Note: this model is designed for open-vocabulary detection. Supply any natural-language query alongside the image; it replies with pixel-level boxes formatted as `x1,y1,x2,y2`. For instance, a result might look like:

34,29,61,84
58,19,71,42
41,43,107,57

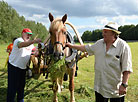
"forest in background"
0,1,49,43
80,24,138,42
1,1,138,44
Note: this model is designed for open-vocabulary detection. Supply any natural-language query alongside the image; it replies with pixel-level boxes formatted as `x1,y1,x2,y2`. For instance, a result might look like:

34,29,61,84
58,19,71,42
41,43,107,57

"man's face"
22,33,32,41
102,29,115,43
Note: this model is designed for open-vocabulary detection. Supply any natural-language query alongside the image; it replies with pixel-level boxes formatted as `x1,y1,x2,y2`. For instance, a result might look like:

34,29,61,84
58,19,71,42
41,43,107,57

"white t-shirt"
85,38,133,98
9,37,34,69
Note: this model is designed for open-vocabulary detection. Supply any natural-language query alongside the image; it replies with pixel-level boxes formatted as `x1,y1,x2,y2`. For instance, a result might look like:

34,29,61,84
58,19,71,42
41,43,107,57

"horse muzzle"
53,41,65,61
53,52,64,61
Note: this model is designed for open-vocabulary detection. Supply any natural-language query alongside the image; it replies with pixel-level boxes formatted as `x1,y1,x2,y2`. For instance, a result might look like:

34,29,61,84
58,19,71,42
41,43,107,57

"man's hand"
33,38,41,43
66,42,73,48
119,85,127,95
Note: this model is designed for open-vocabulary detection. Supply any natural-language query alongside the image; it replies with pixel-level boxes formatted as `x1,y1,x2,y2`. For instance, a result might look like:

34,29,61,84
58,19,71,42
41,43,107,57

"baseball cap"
22,28,33,35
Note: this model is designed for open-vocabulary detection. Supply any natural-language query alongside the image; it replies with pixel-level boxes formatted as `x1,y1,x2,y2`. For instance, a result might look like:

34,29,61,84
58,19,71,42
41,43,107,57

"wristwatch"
121,83,128,88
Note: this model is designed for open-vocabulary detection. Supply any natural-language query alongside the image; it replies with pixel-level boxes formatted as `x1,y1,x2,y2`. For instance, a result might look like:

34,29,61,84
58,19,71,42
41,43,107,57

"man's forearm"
71,44,86,52
122,71,130,84
66,43,86,52
18,40,34,48
18,38,41,48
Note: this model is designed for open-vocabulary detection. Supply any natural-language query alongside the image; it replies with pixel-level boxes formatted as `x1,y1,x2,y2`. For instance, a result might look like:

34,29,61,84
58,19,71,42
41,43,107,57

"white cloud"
2,0,138,36
3,0,138,17
75,25,101,30
96,17,109,25
112,15,138,25
32,14,45,19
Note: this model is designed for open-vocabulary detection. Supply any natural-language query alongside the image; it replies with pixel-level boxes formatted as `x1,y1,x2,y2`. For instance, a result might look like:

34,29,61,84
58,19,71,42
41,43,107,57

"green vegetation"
81,24,138,42
48,55,66,79
0,42,138,102
0,1,138,102
0,1,49,43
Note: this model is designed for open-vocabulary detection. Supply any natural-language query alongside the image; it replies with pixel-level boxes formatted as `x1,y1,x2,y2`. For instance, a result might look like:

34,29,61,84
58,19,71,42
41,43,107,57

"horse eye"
50,31,52,35
63,31,67,35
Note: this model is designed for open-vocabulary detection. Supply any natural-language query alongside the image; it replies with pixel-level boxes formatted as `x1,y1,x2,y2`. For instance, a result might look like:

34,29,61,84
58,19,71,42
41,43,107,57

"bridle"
54,41,66,51
37,30,78,78
49,29,68,61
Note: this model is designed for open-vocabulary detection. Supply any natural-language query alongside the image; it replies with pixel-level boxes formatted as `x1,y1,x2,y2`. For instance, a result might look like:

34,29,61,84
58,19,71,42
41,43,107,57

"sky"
2,0,138,36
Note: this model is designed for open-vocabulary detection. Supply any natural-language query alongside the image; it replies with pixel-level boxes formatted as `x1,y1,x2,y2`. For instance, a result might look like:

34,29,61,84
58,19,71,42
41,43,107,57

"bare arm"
122,71,130,84
66,42,86,52
18,38,41,48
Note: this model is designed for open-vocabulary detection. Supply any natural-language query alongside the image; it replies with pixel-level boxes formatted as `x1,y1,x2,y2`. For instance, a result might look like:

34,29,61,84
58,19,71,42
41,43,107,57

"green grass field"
0,42,138,102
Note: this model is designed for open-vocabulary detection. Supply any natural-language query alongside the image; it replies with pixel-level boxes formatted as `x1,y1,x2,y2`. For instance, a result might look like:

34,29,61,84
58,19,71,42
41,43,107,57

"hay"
48,55,66,80
75,85,94,97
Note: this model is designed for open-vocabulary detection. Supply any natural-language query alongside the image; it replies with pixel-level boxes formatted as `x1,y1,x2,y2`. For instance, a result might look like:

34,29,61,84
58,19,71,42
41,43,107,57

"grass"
0,42,138,102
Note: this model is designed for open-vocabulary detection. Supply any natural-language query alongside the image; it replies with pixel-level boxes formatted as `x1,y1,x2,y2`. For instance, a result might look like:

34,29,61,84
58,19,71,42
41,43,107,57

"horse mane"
49,18,66,32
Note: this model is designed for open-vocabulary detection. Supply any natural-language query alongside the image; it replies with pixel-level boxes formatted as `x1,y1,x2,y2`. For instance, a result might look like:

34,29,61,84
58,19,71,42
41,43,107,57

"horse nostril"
54,52,59,57
59,53,64,60
53,52,64,61
53,53,56,57
60,52,64,56
59,56,63,60
62,52,64,56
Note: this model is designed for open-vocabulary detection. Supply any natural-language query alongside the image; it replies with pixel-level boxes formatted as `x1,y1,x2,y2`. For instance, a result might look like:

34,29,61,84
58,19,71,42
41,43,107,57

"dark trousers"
95,91,125,102
7,62,26,102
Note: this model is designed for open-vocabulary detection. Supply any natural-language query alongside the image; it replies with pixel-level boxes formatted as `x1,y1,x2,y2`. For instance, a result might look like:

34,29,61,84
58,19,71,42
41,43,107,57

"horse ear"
49,13,54,22
62,14,67,24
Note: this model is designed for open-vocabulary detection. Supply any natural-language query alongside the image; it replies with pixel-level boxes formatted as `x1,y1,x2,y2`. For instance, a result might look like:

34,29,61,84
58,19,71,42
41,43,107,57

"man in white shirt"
66,22,133,102
7,28,41,102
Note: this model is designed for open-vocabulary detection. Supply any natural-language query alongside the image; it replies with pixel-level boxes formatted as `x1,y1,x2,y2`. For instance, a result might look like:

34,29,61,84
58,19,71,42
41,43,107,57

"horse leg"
58,76,64,92
68,65,76,102
30,55,39,74
52,79,58,102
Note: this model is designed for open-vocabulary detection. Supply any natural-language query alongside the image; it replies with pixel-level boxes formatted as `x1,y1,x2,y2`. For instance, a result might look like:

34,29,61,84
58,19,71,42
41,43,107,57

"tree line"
0,1,49,43
1,1,138,44
80,24,138,42
81,25,138,42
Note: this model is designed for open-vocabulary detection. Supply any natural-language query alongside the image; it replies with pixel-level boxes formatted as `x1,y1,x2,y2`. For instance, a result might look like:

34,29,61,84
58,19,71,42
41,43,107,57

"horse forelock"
49,18,66,33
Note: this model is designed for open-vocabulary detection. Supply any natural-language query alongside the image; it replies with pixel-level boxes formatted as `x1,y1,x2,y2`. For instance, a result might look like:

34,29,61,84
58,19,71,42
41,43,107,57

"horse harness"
37,31,79,79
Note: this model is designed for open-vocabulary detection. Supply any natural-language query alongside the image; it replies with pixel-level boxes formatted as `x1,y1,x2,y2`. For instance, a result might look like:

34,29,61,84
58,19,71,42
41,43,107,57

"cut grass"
0,42,138,102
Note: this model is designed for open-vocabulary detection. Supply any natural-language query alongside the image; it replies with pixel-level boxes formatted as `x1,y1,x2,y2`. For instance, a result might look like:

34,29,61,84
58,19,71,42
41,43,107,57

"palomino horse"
31,13,86,102
48,13,76,102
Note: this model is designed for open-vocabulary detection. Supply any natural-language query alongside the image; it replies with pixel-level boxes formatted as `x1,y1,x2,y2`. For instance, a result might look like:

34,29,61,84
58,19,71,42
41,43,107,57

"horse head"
49,13,67,61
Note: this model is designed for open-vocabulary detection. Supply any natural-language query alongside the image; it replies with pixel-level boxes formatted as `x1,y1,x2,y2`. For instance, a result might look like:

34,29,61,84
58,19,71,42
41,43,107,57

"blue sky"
2,0,138,36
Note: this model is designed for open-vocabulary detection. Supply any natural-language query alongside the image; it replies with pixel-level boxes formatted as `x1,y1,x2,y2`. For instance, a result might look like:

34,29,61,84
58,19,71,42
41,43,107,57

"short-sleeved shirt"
85,38,133,98
9,37,34,69
7,43,13,55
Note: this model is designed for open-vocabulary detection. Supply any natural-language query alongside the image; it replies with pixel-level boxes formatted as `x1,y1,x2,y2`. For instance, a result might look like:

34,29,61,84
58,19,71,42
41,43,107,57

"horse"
30,13,87,102
47,13,77,102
